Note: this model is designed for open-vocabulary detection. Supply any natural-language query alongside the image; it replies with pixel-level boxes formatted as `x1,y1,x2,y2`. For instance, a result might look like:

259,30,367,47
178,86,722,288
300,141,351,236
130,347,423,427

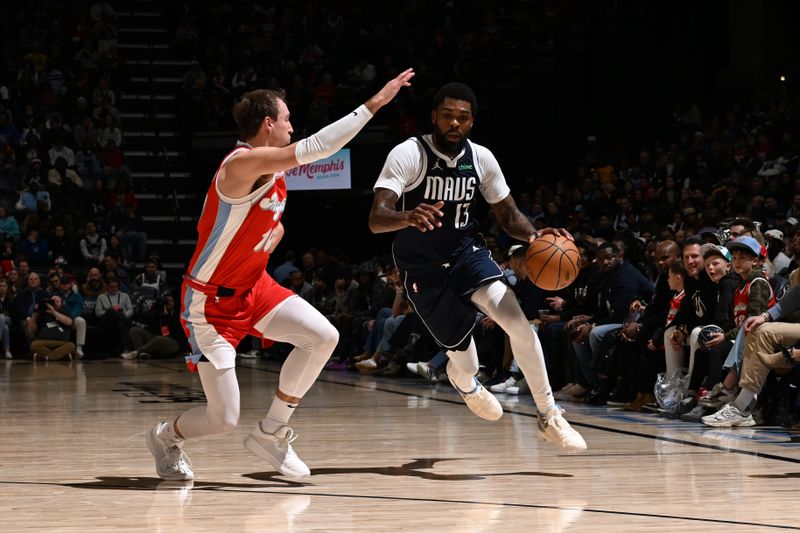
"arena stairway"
115,0,197,280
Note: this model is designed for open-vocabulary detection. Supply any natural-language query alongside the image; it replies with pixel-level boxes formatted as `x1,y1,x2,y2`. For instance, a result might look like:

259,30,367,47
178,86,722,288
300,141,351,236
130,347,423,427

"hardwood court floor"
2,357,800,532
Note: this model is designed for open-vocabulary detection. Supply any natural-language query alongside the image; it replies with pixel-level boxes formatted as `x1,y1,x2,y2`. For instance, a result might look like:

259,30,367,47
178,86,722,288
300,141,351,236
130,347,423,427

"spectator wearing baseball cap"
697,227,720,244
699,240,739,332
501,244,525,286
702,236,778,427
770,227,793,274
694,242,738,389
761,229,785,273
701,243,732,264
725,236,761,258
695,234,776,425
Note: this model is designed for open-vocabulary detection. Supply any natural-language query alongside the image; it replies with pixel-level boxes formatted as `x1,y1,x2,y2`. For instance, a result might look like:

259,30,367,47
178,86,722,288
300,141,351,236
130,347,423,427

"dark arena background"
3,1,800,531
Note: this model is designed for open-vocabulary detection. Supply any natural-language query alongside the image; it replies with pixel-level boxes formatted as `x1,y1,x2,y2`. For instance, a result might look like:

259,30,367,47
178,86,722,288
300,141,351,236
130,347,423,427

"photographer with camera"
56,276,86,358
27,294,75,361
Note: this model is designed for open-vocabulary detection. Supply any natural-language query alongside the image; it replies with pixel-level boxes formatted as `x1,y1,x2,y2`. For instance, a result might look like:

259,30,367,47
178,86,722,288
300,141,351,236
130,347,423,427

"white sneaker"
701,403,756,427
490,376,518,393
146,422,193,480
121,350,138,360
4,350,11,359
449,376,503,421
537,406,588,451
506,377,529,395
406,361,436,381
239,350,260,359
75,346,84,359
244,424,310,478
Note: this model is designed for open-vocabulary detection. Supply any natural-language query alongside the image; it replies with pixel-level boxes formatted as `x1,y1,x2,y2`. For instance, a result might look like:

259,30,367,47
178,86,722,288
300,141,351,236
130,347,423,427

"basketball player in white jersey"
369,82,586,450
146,68,415,480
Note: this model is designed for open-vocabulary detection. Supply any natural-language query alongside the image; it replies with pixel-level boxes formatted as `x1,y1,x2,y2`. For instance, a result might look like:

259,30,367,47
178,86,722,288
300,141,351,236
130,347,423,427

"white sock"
446,338,480,392
734,388,756,412
160,420,184,444
261,396,298,433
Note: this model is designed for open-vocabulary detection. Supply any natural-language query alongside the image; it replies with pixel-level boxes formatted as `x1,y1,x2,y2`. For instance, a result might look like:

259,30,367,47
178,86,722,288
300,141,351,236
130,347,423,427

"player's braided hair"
233,88,287,140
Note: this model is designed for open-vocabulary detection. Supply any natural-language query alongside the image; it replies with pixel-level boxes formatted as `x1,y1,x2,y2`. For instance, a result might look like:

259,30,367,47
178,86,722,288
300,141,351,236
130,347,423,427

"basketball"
524,234,580,291
697,324,724,350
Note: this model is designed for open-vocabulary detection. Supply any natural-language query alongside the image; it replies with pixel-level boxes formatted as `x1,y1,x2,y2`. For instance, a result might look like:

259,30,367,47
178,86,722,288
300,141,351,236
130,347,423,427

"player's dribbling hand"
366,68,415,112
533,227,574,242
408,201,444,232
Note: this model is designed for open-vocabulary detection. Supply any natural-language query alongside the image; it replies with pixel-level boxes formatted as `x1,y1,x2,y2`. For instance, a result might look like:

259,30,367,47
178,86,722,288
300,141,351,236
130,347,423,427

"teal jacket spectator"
57,286,85,319
0,207,20,239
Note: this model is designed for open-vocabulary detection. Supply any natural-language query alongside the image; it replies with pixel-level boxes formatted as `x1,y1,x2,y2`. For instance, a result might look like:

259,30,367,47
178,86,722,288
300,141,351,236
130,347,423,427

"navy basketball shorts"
399,244,503,352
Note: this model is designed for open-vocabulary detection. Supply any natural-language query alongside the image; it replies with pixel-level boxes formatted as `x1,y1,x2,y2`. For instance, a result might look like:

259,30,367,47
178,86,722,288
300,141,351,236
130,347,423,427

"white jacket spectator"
80,222,107,265
47,143,75,167
95,289,134,318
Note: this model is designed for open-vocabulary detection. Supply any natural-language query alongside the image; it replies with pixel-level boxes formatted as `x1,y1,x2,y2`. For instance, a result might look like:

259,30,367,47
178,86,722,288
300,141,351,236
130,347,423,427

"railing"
162,146,181,244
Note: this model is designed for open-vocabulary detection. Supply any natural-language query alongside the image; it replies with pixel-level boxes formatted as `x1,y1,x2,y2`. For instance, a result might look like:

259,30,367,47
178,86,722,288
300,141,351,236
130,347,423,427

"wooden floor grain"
1,357,799,532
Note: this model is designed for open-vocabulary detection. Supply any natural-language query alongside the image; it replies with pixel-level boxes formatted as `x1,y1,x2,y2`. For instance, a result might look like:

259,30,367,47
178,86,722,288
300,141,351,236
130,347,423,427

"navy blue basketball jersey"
393,136,481,267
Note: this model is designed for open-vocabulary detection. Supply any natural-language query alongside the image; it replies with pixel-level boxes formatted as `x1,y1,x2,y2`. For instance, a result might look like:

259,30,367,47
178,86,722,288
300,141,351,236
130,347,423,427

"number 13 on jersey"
455,202,470,229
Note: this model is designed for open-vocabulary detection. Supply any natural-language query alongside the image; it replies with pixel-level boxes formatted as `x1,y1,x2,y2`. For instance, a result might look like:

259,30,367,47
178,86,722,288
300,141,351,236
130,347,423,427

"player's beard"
432,127,467,155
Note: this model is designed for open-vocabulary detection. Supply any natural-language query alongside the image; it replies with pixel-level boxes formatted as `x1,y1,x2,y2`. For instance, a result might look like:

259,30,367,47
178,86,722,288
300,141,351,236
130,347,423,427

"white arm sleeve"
294,104,373,165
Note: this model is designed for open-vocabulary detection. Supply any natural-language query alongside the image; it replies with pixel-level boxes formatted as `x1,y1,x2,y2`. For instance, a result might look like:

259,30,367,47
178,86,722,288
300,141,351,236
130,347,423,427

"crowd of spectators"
6,2,800,435
0,2,173,361
165,0,565,143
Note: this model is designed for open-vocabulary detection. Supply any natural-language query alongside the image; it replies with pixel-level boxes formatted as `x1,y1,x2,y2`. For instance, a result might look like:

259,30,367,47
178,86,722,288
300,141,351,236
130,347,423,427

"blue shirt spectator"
273,251,297,285
18,229,49,266
15,182,51,213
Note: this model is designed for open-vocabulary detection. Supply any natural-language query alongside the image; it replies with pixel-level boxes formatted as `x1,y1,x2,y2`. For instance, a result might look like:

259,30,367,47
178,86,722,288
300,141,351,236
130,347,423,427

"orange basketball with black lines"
525,234,580,291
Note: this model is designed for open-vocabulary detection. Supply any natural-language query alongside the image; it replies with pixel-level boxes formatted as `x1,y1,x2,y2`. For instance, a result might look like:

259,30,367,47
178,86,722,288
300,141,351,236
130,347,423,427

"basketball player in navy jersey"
369,82,586,450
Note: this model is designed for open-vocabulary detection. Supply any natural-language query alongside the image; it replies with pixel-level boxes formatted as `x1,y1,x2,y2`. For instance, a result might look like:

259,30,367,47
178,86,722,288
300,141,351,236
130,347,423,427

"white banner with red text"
284,149,351,191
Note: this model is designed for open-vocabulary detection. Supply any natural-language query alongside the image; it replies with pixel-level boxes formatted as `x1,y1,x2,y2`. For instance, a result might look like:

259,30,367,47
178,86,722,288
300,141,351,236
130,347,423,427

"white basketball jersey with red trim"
186,143,287,289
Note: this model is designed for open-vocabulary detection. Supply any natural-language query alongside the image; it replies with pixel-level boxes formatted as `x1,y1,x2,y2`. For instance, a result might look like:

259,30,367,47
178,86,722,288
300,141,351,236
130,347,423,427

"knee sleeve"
256,297,340,399
177,363,240,438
